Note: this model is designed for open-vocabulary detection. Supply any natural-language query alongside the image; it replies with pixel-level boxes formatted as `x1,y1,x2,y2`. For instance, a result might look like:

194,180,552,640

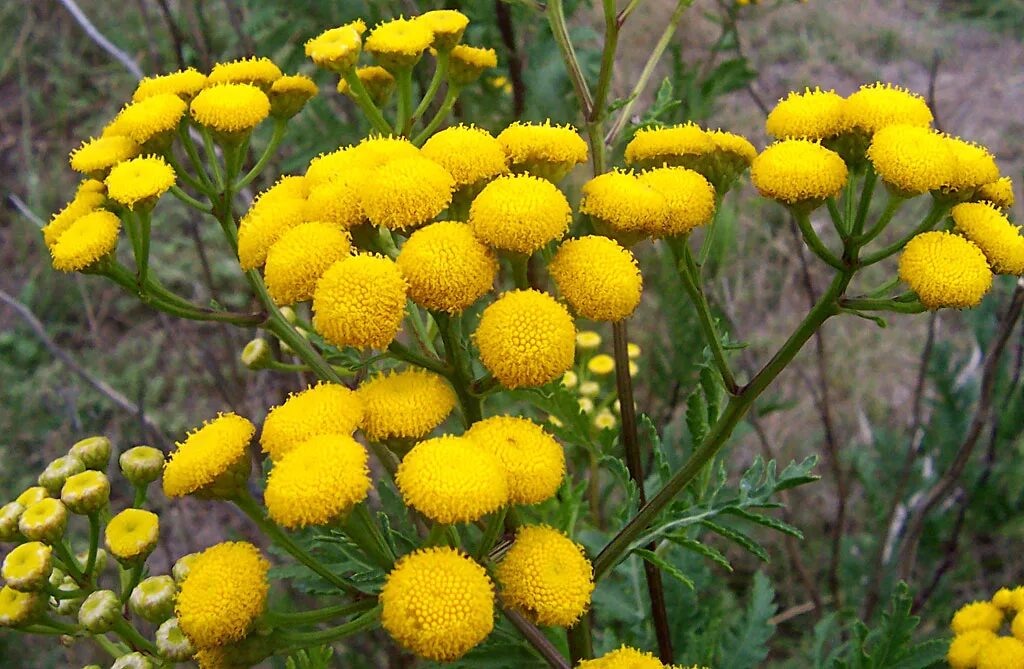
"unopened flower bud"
105,509,160,564
575,331,602,351
0,502,24,542
594,409,617,431
337,66,395,106
61,470,110,515
417,10,469,52
18,499,67,544
78,589,120,632
119,446,165,487
130,575,176,623
171,553,198,584
156,617,195,661
627,343,642,360
82,665,102,669
111,651,155,669
269,75,318,120
305,21,366,73
1,541,52,591
48,567,65,588
15,487,48,508
448,45,497,86
38,456,86,496
561,370,578,390
587,354,615,377
0,586,42,627
54,575,85,616
278,327,309,356
278,305,298,324
579,381,601,398
241,338,273,370
76,548,107,575
68,436,113,470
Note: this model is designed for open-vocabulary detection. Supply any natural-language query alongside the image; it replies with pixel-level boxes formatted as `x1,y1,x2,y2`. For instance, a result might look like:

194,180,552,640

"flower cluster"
947,588,1024,668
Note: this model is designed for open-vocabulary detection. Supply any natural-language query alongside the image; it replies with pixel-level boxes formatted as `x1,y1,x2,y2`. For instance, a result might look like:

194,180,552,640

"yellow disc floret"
945,136,1001,194
396,435,508,524
637,167,716,236
469,174,572,254
977,637,1024,669
50,210,120,273
263,221,352,305
162,413,255,498
466,416,564,505
380,547,495,661
237,193,309,270
360,156,455,230
105,509,159,562
899,231,993,310
305,21,366,72
357,369,457,442
497,121,588,181
133,68,207,101
577,645,666,668
867,125,955,195
260,383,364,460
496,525,593,627
625,123,713,169
303,179,363,229
843,82,933,135
952,601,1006,635
474,289,576,389
421,125,509,190
948,629,998,669
365,17,435,69
115,94,188,144
1,542,52,592
264,434,370,529
69,136,140,175
953,201,1024,275
416,10,469,50
105,155,176,209
42,182,106,249
176,542,269,649
312,254,408,350
766,87,848,140
549,235,643,322
190,84,270,134
751,140,848,205
449,45,497,85
396,221,498,313
580,171,667,238
208,57,282,88
0,586,40,628
977,177,1015,210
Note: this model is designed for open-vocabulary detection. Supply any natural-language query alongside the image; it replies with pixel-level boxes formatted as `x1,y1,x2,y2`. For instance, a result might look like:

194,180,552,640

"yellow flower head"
269,75,318,119
190,84,271,134
1,542,52,592
705,129,758,188
625,123,713,170
208,57,283,88
257,174,310,202
42,182,106,249
337,65,396,105
69,135,140,175
766,88,848,140
361,155,455,230
449,45,497,85
18,498,67,543
594,409,617,430
953,202,1024,275
306,20,366,72
948,629,998,669
866,125,955,195
588,353,616,376
549,235,643,322
899,231,992,310
380,547,494,661
993,588,1014,610
264,434,370,529
577,645,665,668
263,221,352,305
61,470,111,515
497,121,588,182
977,637,1024,669
176,542,269,649
421,125,509,190
133,68,207,102
576,331,602,350
366,17,435,69
496,525,593,627
751,140,847,205
637,167,716,236
843,82,933,135
163,413,255,498
349,134,422,169
396,221,498,313
105,508,159,562
105,155,176,209
50,210,120,273
709,129,758,164
397,435,508,524
312,254,408,350
580,171,667,241
237,194,309,270
0,586,40,628
416,10,469,50
357,369,457,442
15,487,47,508
465,416,564,505
115,94,187,144
469,174,572,254
260,383,363,460
945,136,1000,194
303,179,363,229
978,177,1015,210
474,289,576,389
952,600,1006,635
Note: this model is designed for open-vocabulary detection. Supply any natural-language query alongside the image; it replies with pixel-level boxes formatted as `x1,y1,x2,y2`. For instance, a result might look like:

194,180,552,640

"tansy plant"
4,4,1022,669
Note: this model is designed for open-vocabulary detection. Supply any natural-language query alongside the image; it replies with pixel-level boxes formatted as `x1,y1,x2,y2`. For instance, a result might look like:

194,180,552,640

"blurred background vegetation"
2,0,1024,666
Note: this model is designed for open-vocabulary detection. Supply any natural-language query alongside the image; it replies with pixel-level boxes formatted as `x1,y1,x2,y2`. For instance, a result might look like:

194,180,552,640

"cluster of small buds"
947,586,1024,668
553,330,642,433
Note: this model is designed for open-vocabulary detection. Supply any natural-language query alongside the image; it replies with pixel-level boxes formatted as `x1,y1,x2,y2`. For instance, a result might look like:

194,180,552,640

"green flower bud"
61,470,111,515
1,541,52,591
171,553,198,584
240,338,273,370
0,502,24,542
38,455,86,496
68,436,113,471
448,44,497,87
14,487,48,508
105,509,159,564
278,305,298,324
156,617,195,661
130,575,176,623
54,575,85,616
48,567,65,588
278,326,309,356
78,589,120,633
111,652,155,669
0,585,42,627
75,548,107,575
18,499,67,544
119,446,165,487
83,665,102,669
269,75,318,120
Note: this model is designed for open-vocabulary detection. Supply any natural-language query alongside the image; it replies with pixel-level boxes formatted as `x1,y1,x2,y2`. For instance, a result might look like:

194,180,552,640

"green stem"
794,210,846,270
567,617,594,663
112,617,158,655
236,119,287,189
277,606,381,651
502,607,571,669
30,617,80,636
853,167,878,237
135,209,152,287
839,296,927,314
132,485,147,508
233,492,363,595
425,522,451,547
93,634,128,659
387,340,449,376
85,512,101,579
476,507,507,560
262,293,344,383
590,0,619,123
859,200,947,266
201,127,225,189
854,191,904,247
178,123,215,190
266,598,377,627
53,541,85,585
826,197,845,239
545,0,594,117
343,504,396,569
435,313,482,425
406,303,440,357
120,562,143,607
698,196,724,268
169,184,212,212
45,583,90,599
412,85,461,145
411,52,448,128
342,69,393,135
510,253,530,290
163,149,212,194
